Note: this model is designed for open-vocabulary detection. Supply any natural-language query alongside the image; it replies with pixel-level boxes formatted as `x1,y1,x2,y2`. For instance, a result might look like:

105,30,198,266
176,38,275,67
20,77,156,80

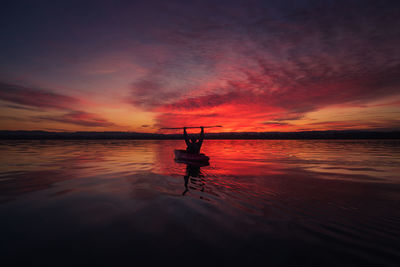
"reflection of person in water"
183,127,204,154
182,164,205,195
183,175,190,196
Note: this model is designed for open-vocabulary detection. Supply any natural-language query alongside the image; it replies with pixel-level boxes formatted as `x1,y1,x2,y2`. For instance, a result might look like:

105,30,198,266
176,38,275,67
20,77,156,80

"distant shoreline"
0,130,399,140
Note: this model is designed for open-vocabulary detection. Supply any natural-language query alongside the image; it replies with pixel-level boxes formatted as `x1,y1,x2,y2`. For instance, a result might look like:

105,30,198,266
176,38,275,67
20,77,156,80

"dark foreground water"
0,140,399,266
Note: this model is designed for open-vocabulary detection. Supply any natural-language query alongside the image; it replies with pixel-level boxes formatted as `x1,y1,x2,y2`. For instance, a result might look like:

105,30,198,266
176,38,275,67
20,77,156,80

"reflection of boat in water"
174,149,210,164
174,151,209,196
181,163,206,196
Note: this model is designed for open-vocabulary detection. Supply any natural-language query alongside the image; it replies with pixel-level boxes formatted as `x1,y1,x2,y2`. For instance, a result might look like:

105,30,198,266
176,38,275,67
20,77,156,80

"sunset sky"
1,0,399,132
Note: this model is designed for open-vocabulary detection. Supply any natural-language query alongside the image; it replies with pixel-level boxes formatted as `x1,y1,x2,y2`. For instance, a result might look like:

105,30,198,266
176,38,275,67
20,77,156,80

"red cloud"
153,62,400,131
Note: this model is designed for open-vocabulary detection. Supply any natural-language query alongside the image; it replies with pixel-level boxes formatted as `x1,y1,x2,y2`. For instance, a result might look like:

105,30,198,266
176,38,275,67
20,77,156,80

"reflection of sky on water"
1,140,399,186
0,140,399,266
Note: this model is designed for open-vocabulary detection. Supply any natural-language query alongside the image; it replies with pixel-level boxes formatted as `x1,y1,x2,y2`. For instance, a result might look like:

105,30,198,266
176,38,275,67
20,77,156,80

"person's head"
190,137,197,143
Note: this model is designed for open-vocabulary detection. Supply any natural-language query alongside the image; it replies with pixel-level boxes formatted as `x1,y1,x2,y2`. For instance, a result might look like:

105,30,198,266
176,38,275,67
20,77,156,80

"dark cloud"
44,128,71,132
162,90,246,111
35,111,116,128
2,104,42,112
129,79,182,109
0,82,78,110
261,122,291,127
272,114,304,122
0,115,28,121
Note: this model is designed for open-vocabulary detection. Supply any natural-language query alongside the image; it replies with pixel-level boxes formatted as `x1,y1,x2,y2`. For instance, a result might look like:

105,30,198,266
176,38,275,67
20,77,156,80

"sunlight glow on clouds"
1,0,399,132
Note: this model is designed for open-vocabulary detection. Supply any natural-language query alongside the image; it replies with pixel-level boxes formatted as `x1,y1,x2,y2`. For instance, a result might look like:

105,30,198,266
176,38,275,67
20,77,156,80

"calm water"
1,140,399,266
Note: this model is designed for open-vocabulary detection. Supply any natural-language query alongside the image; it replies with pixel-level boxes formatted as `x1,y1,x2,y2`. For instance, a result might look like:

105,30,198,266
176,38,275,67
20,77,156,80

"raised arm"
198,127,204,146
183,127,190,146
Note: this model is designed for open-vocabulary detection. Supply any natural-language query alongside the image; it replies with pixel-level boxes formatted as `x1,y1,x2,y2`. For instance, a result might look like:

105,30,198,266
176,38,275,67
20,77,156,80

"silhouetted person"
184,126,204,154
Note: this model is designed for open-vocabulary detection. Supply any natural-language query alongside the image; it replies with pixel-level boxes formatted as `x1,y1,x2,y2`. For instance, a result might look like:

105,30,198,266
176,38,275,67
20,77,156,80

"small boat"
174,159,210,167
174,149,210,163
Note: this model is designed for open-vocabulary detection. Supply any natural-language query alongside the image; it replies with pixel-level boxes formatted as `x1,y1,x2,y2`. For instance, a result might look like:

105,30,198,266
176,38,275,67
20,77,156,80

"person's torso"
187,142,201,153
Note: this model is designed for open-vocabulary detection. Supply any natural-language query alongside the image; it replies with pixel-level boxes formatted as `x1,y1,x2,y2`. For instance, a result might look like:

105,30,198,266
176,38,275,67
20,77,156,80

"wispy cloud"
129,79,182,109
2,104,42,112
35,111,116,128
0,82,118,129
0,82,78,110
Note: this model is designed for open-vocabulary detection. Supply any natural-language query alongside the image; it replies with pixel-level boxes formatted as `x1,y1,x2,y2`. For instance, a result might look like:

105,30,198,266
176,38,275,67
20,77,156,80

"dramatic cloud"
154,61,400,129
143,0,400,130
1,0,400,131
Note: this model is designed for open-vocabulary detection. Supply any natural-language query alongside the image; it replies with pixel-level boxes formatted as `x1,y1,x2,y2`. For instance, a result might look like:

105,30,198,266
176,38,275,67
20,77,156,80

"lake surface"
1,140,399,266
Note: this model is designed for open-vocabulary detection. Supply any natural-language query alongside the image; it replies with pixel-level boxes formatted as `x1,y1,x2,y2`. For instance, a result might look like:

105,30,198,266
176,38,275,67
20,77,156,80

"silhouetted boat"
174,149,210,163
